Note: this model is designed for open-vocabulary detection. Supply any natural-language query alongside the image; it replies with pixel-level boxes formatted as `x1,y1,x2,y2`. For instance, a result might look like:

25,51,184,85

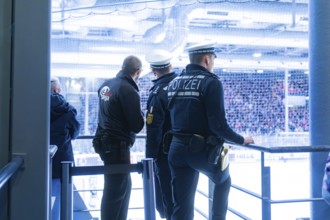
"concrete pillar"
309,0,330,219
0,1,12,219
10,0,51,219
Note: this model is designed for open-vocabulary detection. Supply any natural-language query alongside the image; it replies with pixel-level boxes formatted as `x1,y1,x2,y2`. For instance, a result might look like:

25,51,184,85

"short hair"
153,66,171,75
121,55,142,76
50,77,61,93
189,53,207,64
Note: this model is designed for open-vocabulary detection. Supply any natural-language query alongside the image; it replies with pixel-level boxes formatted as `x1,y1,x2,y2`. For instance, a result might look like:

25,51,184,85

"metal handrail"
78,135,330,153
75,136,330,219
231,142,330,153
60,158,156,220
49,144,58,158
227,142,330,220
0,156,24,189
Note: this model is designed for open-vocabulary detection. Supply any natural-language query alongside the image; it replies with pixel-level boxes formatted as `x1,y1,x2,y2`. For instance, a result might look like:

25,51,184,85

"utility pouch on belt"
206,136,224,165
92,136,102,154
189,134,205,153
221,147,229,171
100,136,112,154
162,131,173,154
208,144,222,165
93,135,113,155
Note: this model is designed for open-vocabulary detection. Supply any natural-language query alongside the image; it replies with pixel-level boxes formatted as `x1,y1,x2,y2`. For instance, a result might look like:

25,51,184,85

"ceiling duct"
51,0,309,73
52,1,308,49
187,27,308,48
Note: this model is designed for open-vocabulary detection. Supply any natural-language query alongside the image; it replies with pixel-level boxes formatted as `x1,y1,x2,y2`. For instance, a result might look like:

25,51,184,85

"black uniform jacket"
146,72,177,158
50,93,80,178
95,71,144,146
167,64,244,144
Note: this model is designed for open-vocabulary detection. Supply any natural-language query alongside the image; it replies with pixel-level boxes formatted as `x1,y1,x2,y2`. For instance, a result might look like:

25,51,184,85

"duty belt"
172,135,192,144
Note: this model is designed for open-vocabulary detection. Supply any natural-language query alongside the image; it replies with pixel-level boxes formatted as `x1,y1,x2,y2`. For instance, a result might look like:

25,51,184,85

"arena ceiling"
51,0,309,77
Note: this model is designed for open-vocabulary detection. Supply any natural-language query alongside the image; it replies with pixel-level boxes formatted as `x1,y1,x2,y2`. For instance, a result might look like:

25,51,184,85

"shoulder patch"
100,86,112,101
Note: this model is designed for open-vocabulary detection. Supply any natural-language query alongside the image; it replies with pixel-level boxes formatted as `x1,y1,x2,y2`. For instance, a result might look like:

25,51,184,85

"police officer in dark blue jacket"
167,42,254,220
93,55,145,220
50,77,80,220
145,49,177,220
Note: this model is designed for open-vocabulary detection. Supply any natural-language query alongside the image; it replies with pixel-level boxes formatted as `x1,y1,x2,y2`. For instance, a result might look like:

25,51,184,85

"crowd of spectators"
60,70,309,137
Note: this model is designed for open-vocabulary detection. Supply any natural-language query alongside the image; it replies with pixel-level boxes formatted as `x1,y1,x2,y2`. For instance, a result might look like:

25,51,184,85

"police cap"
186,42,217,55
146,49,172,69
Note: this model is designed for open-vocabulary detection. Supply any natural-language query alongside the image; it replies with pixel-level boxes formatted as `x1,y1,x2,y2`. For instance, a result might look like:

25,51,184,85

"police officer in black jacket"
93,55,144,220
167,42,254,220
145,49,177,220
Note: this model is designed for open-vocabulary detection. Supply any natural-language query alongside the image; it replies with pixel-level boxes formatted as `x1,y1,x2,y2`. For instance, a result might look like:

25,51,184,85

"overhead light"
256,69,264,73
253,52,262,58
241,17,253,24
89,46,131,52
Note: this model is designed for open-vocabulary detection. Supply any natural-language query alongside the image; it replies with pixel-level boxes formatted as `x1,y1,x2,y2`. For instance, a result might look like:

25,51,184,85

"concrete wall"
0,0,12,219
9,0,51,219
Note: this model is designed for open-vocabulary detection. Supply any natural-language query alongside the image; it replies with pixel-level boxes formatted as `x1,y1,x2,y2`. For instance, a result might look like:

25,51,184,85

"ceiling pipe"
52,1,308,51
51,0,309,75
52,4,190,54
187,27,308,48
51,24,308,53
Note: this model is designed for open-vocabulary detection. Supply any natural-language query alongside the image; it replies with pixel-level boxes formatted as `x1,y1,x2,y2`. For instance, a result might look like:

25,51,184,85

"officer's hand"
243,136,254,145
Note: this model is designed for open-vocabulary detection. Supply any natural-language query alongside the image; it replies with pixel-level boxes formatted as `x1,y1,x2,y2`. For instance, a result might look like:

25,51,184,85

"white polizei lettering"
183,79,201,90
191,79,200,90
168,75,204,98
184,80,192,90
169,80,175,89
169,79,182,90
197,79,201,88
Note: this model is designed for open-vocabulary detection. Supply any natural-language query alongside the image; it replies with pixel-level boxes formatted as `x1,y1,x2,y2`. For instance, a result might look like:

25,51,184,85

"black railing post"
261,152,271,220
61,161,73,220
142,158,156,220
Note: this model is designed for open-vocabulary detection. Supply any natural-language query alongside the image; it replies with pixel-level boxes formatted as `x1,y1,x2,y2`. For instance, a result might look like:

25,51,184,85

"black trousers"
99,141,131,220
168,138,230,220
154,155,174,220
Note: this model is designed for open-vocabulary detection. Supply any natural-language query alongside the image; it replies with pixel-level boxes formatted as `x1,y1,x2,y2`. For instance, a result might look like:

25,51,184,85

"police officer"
93,55,144,220
145,49,177,219
167,42,254,220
